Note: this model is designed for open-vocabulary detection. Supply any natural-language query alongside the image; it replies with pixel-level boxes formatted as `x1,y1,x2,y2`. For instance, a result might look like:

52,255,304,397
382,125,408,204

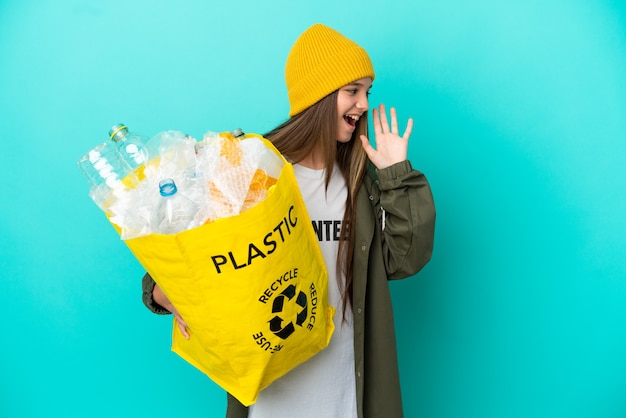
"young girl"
142,23,435,418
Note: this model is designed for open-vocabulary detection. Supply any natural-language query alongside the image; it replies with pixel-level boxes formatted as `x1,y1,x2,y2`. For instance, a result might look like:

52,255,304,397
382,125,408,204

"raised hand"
360,104,413,170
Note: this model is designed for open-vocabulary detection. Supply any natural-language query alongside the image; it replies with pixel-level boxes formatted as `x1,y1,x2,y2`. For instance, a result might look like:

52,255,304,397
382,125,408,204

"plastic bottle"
109,123,149,172
153,178,198,234
77,141,137,210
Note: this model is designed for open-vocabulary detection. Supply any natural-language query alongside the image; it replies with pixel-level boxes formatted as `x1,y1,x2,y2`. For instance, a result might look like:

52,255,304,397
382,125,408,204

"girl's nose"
356,94,369,111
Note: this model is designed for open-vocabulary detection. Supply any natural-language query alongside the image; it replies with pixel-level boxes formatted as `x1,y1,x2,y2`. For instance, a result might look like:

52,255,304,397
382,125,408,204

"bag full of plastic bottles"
77,125,334,406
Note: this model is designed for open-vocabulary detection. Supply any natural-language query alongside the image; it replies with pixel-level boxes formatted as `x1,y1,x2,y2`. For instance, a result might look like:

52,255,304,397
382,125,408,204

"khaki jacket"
143,160,436,418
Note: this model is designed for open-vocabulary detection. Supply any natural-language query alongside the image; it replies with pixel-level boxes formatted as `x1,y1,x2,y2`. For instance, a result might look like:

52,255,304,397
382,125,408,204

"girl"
142,23,435,418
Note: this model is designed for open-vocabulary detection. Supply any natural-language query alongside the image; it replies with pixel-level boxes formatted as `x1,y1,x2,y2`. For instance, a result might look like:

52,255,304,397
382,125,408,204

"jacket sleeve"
373,159,436,280
141,272,171,315
226,393,248,418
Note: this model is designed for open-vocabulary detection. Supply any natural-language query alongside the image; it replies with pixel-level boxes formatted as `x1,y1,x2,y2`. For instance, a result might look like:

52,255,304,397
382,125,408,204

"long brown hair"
264,91,370,317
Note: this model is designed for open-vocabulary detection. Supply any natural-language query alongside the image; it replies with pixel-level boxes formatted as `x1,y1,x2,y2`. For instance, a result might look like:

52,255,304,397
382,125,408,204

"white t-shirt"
248,163,357,418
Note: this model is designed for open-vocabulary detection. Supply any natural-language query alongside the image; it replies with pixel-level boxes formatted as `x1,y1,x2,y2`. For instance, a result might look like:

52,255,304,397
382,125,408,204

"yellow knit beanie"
285,24,375,117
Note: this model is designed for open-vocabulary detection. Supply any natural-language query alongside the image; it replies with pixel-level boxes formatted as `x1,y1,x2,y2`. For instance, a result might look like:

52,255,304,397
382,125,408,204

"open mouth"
343,114,359,127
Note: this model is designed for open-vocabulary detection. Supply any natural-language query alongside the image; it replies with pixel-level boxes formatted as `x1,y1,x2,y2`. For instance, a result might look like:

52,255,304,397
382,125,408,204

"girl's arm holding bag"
142,273,190,339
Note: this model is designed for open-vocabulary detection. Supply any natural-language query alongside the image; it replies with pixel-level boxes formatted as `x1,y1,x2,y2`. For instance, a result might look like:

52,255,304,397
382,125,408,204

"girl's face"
336,77,372,142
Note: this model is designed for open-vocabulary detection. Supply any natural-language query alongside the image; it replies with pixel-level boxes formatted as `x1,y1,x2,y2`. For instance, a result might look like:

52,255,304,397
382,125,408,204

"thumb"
175,314,190,339
359,135,375,159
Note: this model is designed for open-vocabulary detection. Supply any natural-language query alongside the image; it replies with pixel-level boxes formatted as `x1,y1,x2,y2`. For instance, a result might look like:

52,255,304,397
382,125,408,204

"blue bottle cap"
159,178,178,196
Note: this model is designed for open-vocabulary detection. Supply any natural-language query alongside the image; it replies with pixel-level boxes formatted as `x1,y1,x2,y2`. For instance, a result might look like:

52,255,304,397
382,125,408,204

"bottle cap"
159,178,178,196
231,128,244,138
109,124,129,142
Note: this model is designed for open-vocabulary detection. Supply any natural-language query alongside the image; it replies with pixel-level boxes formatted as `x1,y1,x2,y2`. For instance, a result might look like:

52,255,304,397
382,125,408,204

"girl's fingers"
175,314,190,339
379,104,389,134
403,118,414,140
390,107,399,135
373,104,412,141
372,107,381,135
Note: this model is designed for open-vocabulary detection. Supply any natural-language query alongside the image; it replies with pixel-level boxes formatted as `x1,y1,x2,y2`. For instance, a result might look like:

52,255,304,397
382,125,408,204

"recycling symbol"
269,284,308,340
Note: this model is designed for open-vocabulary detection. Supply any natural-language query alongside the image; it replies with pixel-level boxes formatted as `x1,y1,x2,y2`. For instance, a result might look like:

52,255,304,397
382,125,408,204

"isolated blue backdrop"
1,0,625,417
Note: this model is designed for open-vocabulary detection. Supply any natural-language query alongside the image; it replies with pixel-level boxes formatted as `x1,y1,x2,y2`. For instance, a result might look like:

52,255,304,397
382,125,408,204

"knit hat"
285,24,375,117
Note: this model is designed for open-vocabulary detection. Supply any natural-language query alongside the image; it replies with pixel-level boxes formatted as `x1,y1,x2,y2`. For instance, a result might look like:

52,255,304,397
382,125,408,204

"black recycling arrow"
296,291,306,307
269,315,295,339
282,284,296,299
272,295,285,313
296,291,307,326
269,315,283,331
268,285,308,340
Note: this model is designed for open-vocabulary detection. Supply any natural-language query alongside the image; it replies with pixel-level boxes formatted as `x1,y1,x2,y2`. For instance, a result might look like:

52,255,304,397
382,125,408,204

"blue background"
1,0,625,417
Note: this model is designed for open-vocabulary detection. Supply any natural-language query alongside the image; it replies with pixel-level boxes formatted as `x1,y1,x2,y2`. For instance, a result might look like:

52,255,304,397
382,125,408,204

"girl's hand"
360,104,413,170
153,284,191,339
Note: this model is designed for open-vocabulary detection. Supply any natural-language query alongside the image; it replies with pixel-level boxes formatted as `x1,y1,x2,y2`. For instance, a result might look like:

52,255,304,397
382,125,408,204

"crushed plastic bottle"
77,140,137,210
153,178,198,234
